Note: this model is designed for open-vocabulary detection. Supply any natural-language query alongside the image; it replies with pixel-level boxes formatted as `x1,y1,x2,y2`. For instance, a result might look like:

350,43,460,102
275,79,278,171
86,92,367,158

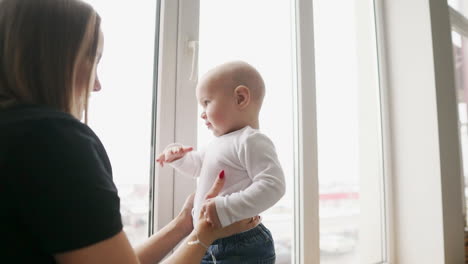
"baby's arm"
157,143,204,178
214,133,286,227
156,143,193,167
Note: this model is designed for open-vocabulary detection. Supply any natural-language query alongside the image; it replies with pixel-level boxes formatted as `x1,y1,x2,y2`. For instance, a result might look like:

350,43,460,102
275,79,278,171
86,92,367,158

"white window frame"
356,0,389,262
374,0,395,262
294,0,319,263
151,0,200,231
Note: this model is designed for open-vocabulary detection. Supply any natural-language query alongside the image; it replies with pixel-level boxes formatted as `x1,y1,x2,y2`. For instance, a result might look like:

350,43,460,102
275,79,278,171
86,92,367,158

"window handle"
188,40,199,82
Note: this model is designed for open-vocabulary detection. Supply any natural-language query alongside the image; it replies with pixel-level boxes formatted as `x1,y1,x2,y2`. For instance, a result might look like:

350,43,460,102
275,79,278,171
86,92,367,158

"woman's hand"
159,170,261,264
195,170,261,244
200,170,223,228
200,198,221,228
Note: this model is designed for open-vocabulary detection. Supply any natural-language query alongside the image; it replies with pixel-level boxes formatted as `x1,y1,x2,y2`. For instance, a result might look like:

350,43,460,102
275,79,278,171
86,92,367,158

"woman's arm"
54,171,260,264
161,217,260,264
54,193,198,264
54,204,194,264
54,232,139,264
135,194,194,263
160,231,214,264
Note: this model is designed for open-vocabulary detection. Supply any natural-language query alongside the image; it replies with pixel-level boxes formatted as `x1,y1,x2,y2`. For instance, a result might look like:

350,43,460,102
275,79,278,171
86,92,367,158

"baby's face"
196,77,241,137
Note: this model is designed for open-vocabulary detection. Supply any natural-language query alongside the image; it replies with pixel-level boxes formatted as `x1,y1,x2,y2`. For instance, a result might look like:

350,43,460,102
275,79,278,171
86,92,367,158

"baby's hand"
201,198,222,228
156,144,193,167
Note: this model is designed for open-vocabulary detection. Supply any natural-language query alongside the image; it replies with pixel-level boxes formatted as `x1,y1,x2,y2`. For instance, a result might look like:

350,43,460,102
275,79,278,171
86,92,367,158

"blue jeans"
201,223,276,264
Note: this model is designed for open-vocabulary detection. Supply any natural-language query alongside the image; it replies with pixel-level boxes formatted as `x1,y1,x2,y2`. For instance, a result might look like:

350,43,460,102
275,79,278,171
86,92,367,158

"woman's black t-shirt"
0,105,123,263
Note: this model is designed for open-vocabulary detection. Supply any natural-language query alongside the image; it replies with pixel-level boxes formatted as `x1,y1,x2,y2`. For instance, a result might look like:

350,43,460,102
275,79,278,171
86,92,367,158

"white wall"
381,0,464,262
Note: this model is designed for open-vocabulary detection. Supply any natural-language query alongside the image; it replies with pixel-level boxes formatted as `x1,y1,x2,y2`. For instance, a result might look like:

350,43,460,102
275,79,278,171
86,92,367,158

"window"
313,0,386,263
197,1,295,263
152,0,390,263
449,1,468,227
84,0,157,246
449,0,468,19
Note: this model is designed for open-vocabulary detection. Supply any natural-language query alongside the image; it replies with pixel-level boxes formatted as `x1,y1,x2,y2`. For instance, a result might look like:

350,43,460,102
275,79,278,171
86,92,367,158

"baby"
157,61,285,263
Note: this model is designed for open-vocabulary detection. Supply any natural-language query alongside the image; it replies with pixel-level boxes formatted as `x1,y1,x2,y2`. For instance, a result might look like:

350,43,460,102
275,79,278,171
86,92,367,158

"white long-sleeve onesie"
170,126,286,227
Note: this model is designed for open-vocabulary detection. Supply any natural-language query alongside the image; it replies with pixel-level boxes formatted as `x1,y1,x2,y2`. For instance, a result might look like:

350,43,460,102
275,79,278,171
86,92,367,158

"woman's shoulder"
1,104,114,185
0,104,109,173
0,104,99,145
0,105,121,256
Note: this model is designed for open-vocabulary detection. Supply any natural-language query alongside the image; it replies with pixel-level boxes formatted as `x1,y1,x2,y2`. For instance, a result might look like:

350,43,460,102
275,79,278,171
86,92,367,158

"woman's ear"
234,85,250,110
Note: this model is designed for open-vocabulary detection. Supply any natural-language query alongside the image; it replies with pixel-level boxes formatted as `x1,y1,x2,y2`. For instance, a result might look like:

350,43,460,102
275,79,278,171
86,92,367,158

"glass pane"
84,0,157,246
198,1,295,263
451,30,468,227
313,0,385,263
449,0,468,19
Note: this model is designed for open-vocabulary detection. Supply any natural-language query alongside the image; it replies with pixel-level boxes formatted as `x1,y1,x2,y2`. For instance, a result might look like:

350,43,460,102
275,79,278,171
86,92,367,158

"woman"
0,0,259,263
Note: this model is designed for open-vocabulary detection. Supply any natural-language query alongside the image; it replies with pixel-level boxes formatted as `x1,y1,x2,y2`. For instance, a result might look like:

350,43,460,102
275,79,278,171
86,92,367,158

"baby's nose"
200,112,207,119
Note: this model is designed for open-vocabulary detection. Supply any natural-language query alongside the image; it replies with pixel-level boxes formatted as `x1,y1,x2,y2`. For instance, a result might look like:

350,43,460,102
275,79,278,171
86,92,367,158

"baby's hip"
201,223,276,264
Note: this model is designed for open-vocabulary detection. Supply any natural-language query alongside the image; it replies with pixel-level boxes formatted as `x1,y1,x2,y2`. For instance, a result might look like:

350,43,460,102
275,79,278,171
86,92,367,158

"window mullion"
295,0,320,263
152,0,180,232
173,0,200,218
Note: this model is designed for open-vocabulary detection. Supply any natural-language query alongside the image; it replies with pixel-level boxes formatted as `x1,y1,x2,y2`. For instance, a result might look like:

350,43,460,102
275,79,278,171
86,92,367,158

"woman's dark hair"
0,0,101,119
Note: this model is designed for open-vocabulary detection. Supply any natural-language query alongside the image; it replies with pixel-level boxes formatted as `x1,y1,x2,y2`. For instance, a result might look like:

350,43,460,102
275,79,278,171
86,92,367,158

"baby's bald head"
201,61,265,106
196,61,265,132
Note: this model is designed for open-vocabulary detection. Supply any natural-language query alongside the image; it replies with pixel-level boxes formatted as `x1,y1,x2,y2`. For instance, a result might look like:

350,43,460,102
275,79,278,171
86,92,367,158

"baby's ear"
234,85,250,109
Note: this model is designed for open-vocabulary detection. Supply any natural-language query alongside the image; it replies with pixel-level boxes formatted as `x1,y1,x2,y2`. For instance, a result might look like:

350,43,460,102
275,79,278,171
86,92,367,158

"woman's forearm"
160,232,214,264
135,219,189,264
